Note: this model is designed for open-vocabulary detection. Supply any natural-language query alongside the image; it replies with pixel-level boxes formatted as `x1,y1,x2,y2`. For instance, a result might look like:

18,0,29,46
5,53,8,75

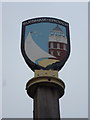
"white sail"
25,32,56,63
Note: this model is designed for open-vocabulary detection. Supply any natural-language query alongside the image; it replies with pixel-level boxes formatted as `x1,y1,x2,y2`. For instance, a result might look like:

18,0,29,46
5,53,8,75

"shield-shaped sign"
21,17,70,71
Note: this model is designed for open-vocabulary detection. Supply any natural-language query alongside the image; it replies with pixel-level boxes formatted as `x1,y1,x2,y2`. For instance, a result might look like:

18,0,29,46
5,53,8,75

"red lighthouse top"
52,25,63,33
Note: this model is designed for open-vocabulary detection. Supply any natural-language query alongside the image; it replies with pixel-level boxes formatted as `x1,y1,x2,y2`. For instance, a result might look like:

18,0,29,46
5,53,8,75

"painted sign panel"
21,17,70,71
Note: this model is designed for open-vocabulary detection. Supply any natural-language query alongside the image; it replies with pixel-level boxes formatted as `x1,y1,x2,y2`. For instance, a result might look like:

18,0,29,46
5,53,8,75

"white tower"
49,25,67,61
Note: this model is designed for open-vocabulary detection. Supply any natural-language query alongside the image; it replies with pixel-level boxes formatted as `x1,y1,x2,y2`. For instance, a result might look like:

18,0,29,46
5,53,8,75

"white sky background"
0,2,2,120
1,2,88,118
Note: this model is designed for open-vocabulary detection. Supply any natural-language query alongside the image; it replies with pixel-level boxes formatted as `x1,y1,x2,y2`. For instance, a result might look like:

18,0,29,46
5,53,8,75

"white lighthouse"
49,25,67,61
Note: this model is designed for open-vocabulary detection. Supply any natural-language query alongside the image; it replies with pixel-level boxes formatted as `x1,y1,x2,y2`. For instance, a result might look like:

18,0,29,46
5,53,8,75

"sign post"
21,17,70,119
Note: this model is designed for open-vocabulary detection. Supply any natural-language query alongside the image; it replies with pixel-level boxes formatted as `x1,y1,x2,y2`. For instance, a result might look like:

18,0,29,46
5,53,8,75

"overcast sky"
2,2,88,118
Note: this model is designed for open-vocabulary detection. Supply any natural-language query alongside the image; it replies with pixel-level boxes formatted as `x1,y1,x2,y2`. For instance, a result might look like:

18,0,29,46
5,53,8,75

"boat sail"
25,32,56,63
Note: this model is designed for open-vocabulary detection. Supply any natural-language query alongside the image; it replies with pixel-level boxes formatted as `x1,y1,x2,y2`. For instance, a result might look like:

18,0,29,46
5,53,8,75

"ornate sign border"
21,17,70,71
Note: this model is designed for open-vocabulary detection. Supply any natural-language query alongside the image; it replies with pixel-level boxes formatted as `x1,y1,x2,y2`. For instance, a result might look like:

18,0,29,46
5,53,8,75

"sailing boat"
25,32,58,67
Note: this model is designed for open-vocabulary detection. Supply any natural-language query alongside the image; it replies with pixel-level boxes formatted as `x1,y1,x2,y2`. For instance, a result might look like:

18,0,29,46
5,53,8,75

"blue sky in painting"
25,22,66,52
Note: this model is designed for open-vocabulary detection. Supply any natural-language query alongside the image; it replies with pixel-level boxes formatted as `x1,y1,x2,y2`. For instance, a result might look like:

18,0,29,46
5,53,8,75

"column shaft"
33,85,60,119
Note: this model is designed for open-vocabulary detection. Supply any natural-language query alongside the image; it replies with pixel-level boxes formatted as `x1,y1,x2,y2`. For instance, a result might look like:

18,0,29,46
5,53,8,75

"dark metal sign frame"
21,17,70,71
